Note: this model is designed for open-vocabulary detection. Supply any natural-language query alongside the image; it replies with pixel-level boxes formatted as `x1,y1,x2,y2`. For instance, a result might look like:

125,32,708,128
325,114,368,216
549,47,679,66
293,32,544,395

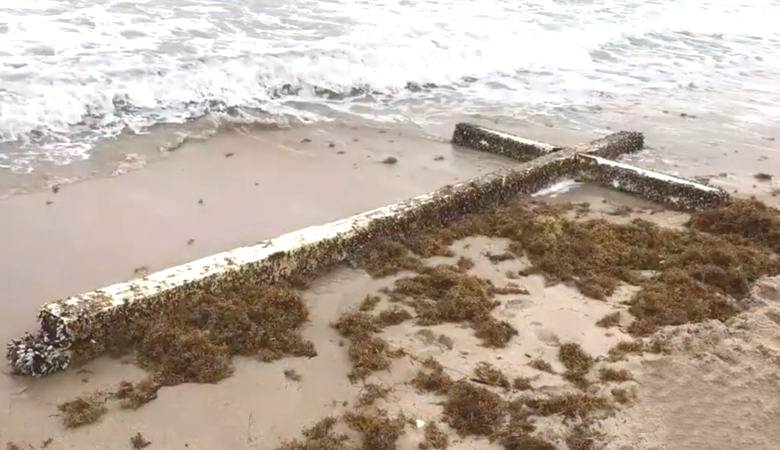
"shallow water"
0,0,778,185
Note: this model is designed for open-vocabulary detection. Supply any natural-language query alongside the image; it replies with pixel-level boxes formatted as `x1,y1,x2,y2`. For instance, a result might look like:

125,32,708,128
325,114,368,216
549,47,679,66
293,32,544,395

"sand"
2,122,779,449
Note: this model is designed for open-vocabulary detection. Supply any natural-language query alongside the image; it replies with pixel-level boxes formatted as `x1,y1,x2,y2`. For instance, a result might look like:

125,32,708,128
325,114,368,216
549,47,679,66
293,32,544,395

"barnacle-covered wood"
577,154,729,210
452,122,561,161
7,146,584,376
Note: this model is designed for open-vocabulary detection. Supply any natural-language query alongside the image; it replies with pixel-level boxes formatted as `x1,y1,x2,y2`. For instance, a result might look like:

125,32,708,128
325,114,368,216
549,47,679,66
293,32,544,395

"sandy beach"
1,119,779,449
2,1,780,448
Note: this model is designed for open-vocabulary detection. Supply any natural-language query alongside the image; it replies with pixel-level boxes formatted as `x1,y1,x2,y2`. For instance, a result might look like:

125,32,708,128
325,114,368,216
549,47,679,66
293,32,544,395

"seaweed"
474,317,518,348
754,173,773,181
596,311,621,328
357,239,421,277
559,343,594,387
490,284,530,295
565,425,601,450
501,434,556,450
358,383,390,406
57,395,107,428
442,381,507,436
344,410,407,450
391,265,515,346
529,359,554,373
333,311,380,337
278,417,352,450
376,307,413,327
411,358,453,394
599,368,633,382
130,433,151,449
393,266,497,324
486,251,515,264
456,256,475,271
359,295,381,312
347,334,400,382
524,393,611,420
332,310,402,381
607,341,644,361
135,285,315,385
607,205,633,216
419,422,448,450
115,378,160,409
473,362,510,389
611,388,634,405
437,334,454,350
284,369,302,382
627,269,738,336
138,327,234,385
688,199,780,252
405,235,455,258
512,377,533,391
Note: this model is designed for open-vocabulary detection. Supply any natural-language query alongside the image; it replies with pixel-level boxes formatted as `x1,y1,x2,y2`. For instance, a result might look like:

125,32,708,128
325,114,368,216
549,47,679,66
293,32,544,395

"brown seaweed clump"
689,199,780,252
284,369,302,382
347,335,400,382
137,285,315,385
452,200,779,333
627,269,738,336
419,422,449,450
473,362,510,389
115,378,160,409
277,417,352,450
523,393,612,420
343,410,407,450
358,383,390,407
443,381,507,436
332,311,402,381
376,307,414,327
565,425,601,450
607,341,644,361
599,368,633,382
474,316,518,348
138,328,234,385
512,377,533,391
359,295,381,312
404,234,455,258
57,395,107,428
508,213,679,300
611,388,635,405
410,357,453,394
595,311,621,328
529,358,554,373
456,256,475,271
391,265,517,347
501,434,556,450
130,433,151,449
393,265,497,323
357,239,421,277
559,343,594,387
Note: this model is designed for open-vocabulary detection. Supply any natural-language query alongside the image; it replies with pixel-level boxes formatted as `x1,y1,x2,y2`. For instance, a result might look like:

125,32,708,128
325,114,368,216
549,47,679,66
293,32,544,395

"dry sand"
2,124,779,449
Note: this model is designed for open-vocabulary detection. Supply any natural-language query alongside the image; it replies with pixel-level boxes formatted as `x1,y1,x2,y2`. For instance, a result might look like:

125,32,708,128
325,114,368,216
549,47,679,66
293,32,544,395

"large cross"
7,123,729,376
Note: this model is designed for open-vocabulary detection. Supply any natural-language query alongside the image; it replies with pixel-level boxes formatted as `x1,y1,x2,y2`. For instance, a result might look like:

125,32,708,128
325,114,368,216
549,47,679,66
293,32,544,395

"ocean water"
1,0,779,177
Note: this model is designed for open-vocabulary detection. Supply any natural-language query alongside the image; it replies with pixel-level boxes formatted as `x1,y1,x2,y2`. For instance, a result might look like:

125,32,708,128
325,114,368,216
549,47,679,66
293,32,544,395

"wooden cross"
7,123,729,376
